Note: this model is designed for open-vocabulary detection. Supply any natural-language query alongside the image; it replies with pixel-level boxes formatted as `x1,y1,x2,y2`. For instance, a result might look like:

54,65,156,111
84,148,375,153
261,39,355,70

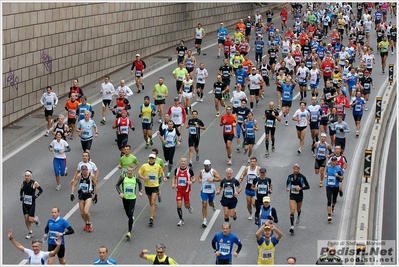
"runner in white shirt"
246,67,263,111
114,80,133,99
8,229,61,265
70,151,99,185
194,63,209,102
292,101,310,154
100,76,115,124
40,86,59,136
167,98,187,143
230,84,248,113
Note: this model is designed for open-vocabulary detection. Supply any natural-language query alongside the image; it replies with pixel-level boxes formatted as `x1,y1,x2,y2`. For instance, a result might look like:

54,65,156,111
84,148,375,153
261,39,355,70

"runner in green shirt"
153,77,169,123
378,35,390,74
117,145,139,176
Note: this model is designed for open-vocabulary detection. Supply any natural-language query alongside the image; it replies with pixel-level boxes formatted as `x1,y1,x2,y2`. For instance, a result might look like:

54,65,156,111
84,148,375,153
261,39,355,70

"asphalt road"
3,13,397,265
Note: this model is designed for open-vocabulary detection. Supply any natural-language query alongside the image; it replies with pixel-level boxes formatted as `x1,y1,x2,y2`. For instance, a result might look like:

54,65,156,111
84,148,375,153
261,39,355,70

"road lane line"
236,165,246,179
254,133,265,150
18,259,28,265
200,209,221,241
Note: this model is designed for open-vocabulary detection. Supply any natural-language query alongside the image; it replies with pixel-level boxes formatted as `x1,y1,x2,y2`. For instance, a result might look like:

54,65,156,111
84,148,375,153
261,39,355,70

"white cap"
136,54,140,57
203,159,211,166
248,16,251,18
321,133,327,137
148,154,156,158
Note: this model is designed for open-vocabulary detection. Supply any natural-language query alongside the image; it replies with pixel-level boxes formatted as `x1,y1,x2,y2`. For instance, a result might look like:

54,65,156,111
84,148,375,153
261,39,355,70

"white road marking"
254,133,265,150
18,259,28,265
200,209,221,241
236,165,246,179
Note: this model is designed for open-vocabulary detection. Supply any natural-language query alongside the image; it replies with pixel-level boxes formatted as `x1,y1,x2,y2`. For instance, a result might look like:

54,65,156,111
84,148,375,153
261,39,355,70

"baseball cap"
364,70,370,73
260,167,267,173
174,97,179,101
345,60,349,63
144,95,150,100
81,165,88,171
220,22,224,25
327,43,332,46
321,133,327,137
293,163,300,168
121,110,127,114
258,34,262,37
203,159,211,166
136,54,140,57
148,154,156,158
263,196,271,202
251,67,256,70
236,83,242,88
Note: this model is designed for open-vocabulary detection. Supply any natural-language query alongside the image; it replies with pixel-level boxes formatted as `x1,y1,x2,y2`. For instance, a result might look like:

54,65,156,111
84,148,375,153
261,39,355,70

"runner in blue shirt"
325,157,343,222
217,23,229,58
212,223,242,264
350,91,365,137
278,77,296,126
94,246,117,265
235,65,248,87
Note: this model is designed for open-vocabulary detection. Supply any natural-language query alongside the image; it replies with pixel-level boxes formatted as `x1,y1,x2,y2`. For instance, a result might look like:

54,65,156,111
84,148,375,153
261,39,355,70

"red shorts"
176,188,191,204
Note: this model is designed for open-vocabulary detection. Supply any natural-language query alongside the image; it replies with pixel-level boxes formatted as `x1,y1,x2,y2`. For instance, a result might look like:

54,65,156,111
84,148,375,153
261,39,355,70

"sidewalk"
2,4,286,158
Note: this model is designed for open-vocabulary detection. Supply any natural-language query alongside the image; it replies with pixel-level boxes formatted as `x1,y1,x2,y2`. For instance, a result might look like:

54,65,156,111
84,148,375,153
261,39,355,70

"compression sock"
177,208,183,220
290,214,294,226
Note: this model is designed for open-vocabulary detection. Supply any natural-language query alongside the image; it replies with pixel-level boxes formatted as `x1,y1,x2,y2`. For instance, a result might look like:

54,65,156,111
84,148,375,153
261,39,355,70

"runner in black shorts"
216,168,242,222
286,164,310,234
186,110,206,167
263,102,280,155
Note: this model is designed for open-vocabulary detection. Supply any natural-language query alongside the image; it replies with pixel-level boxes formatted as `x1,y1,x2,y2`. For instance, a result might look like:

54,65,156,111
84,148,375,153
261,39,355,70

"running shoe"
150,138,153,146
328,216,332,222
227,158,232,165
142,85,145,90
200,98,204,102
285,121,289,126
159,119,162,123
188,206,193,214
149,218,154,226
158,193,162,203
196,97,200,102
237,145,241,151
319,181,323,187
265,150,269,156
216,112,220,117
45,130,49,137
137,90,141,94
212,205,216,212
247,158,250,163
196,154,200,161
365,106,368,111
26,232,34,239
248,215,253,220
126,232,131,239
35,216,40,227
289,226,294,234
296,216,300,224
332,206,335,213
217,54,220,58
84,224,89,231
177,219,184,226
202,222,207,228
166,172,171,179
243,149,248,155
64,168,68,176
382,69,385,74
255,103,259,108
277,105,281,110
189,162,193,167
297,148,301,154
56,184,62,191
87,224,93,232
272,146,275,152
145,143,149,149
100,119,106,125
339,190,343,197
356,131,360,137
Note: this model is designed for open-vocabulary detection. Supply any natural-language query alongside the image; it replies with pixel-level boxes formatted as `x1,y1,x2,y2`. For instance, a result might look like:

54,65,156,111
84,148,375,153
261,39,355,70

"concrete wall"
2,2,264,127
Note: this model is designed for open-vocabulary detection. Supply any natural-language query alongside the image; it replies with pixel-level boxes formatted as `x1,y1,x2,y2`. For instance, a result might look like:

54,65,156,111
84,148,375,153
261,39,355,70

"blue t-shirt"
281,83,294,101
46,217,71,245
235,69,248,85
352,97,365,115
254,40,265,53
93,258,117,265
77,119,97,140
212,232,242,260
217,28,228,40
325,165,342,188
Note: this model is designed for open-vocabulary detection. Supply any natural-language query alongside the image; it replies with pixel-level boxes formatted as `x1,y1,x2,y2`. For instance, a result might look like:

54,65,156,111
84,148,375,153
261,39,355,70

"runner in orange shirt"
64,94,79,140
236,19,246,35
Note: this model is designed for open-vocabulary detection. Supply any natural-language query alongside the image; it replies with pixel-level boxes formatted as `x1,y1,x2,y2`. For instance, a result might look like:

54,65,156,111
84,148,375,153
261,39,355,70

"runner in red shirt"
172,157,196,226
112,110,135,154
320,53,335,86
220,106,237,165
330,30,339,46
280,6,288,31
130,54,147,93
224,36,233,59
334,90,350,121
68,79,84,103
299,31,308,46
285,28,294,43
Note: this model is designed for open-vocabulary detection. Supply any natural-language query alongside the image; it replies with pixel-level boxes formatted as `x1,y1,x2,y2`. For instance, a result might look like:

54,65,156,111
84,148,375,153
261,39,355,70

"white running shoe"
56,184,62,191
177,219,184,226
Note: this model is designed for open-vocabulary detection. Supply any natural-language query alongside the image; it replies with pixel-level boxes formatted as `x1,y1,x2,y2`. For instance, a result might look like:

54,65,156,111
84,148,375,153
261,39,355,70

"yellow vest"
257,238,275,265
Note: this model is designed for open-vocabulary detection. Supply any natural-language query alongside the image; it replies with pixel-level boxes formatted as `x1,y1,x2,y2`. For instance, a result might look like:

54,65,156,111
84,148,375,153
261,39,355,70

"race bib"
262,250,273,261
311,114,318,122
178,51,184,56
355,104,362,111
178,177,187,186
317,147,326,157
283,91,290,99
125,186,134,195
120,126,129,133
189,126,197,134
291,185,299,194
224,125,232,132
233,99,240,106
24,195,33,205
135,70,142,76
149,173,157,182
157,94,163,99
258,184,267,194
219,243,231,255
237,115,244,123
79,183,89,193
142,116,150,123
224,187,233,198
69,110,76,116
266,119,274,127
327,175,336,186
215,87,222,94
178,75,184,81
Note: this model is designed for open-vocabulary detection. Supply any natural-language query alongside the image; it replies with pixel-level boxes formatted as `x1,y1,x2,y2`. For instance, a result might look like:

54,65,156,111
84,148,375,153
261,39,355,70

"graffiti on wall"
41,51,52,74
6,67,19,91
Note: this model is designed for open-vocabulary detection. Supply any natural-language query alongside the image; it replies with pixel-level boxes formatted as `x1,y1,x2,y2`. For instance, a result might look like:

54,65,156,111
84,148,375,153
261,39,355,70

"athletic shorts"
320,118,328,126
309,121,320,130
276,86,283,92
48,244,65,259
78,192,93,201
196,83,205,90
335,137,346,149
188,136,200,148
281,100,292,107
289,195,303,203
145,186,159,196
220,197,237,209
329,128,336,136
315,158,327,169
296,126,307,132
176,189,191,204
22,203,35,217
250,89,260,96
183,91,193,98
186,68,194,73
380,51,388,57
244,138,255,145
245,188,256,196
245,30,251,36
195,39,202,45
362,89,371,96
102,99,112,107
263,77,270,86
154,99,166,105
200,191,215,202
265,126,276,135
44,109,54,117
223,134,234,143
81,139,93,152
142,122,152,130
353,114,362,122
218,40,225,45
214,94,223,100
222,79,231,87
67,118,76,125
117,134,128,150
